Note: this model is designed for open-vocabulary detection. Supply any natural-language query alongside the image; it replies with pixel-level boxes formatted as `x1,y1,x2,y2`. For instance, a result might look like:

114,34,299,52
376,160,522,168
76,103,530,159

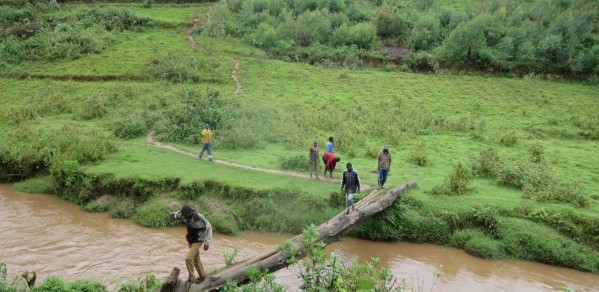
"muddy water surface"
1,184,597,291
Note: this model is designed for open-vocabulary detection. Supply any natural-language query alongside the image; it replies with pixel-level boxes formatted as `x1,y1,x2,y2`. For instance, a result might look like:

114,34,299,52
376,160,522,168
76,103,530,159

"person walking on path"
169,204,213,285
199,124,214,161
326,137,334,153
341,162,360,214
309,140,320,179
378,145,392,189
322,151,340,178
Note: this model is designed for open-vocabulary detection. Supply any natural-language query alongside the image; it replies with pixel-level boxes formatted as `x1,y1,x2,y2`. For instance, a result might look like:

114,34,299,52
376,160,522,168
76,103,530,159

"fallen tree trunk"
181,181,417,291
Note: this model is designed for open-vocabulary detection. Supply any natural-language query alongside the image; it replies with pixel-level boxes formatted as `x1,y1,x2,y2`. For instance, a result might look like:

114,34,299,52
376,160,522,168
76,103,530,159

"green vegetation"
0,261,162,292
0,0,598,278
201,0,598,79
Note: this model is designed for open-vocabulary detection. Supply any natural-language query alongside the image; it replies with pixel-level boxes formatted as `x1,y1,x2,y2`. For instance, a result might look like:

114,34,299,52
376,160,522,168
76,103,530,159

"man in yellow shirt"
199,123,214,161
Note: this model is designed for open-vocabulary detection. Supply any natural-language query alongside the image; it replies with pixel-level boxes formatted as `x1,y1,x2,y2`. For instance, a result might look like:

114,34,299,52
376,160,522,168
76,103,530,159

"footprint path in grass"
146,131,371,190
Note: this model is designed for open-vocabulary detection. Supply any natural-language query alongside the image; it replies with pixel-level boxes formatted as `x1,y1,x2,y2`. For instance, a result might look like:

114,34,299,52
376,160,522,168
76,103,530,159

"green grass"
1,1,598,273
86,143,337,196
5,29,196,78
62,3,208,26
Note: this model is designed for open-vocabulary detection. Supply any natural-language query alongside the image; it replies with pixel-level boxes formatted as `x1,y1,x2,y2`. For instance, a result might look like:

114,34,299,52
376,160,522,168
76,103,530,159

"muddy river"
1,184,597,291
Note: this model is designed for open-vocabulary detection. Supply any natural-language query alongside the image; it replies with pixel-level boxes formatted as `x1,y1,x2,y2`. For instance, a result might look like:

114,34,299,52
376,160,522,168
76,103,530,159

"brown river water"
1,184,597,291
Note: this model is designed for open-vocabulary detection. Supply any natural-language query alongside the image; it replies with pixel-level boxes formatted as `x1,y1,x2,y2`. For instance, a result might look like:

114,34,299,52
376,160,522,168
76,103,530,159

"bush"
524,180,589,207
147,51,226,83
407,142,429,166
498,130,519,146
84,201,110,213
74,8,152,32
500,219,599,273
428,161,473,196
463,233,504,259
1,25,117,63
109,197,136,219
133,198,172,228
529,141,545,163
353,199,406,240
13,175,55,193
471,146,501,177
111,113,150,139
278,154,309,171
68,279,108,292
154,88,231,144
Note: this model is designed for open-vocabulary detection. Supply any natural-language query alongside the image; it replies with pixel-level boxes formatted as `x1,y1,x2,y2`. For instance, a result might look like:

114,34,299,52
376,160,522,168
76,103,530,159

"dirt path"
231,59,241,94
187,8,241,94
187,15,200,50
146,132,371,190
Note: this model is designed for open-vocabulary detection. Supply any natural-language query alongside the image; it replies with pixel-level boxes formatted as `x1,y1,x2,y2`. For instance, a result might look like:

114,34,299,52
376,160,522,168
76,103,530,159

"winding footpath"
188,9,242,94
146,132,371,190
175,11,365,187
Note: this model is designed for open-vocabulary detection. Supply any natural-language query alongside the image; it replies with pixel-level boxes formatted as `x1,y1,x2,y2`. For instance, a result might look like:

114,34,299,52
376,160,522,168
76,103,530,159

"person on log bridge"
309,140,320,179
378,144,392,189
341,162,361,214
322,152,340,178
169,204,213,285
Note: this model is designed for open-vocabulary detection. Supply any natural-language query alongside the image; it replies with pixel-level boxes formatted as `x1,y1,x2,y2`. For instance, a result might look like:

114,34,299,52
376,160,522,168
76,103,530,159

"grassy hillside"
1,1,598,273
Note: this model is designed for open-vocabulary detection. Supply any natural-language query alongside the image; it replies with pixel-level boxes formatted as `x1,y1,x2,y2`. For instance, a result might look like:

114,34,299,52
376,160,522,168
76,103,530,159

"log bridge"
161,181,417,292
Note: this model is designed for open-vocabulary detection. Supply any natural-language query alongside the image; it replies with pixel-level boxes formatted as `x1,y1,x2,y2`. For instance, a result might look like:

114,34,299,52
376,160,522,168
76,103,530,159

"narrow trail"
231,59,241,94
146,132,371,190
187,8,242,94
187,15,200,50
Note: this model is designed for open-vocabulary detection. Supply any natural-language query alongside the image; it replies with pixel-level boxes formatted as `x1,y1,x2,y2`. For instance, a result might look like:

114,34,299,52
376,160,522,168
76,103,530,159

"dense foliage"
199,0,598,79
0,2,152,64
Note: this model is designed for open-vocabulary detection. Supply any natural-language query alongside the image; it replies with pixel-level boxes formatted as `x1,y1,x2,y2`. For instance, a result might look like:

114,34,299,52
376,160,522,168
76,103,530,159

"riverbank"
2,183,598,291
1,1,598,275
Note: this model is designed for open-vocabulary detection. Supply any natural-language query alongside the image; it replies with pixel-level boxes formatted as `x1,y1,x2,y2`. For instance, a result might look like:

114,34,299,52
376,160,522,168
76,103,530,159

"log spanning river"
1,184,597,291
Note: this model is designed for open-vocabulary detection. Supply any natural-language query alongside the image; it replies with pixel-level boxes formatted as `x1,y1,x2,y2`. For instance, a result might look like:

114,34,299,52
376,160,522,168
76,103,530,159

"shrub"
524,180,589,207
429,161,473,196
32,276,68,291
84,201,110,213
75,96,108,120
278,154,309,171
353,199,406,241
466,207,500,237
147,51,227,83
400,213,451,244
108,197,136,219
374,6,406,38
133,198,172,228
74,8,152,32
154,88,231,144
463,233,504,258
68,279,108,292
500,219,599,273
529,141,545,163
111,113,150,139
407,141,429,166
471,146,500,177
13,175,55,193
498,130,518,146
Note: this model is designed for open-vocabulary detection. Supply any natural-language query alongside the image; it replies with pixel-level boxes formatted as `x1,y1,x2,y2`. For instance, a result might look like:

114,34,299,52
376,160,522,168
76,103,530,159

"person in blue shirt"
326,136,334,153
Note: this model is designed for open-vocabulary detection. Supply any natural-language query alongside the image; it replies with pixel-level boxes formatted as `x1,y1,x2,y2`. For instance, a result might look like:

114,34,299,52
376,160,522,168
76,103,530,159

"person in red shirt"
322,152,341,178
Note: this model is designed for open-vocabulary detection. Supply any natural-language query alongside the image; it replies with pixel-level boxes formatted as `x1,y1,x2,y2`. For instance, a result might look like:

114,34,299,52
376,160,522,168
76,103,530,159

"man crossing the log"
341,162,360,214
169,204,213,286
